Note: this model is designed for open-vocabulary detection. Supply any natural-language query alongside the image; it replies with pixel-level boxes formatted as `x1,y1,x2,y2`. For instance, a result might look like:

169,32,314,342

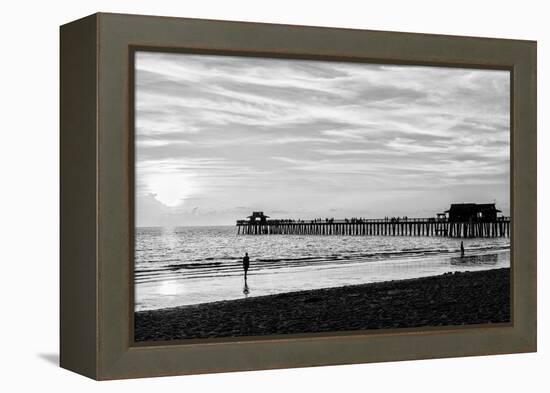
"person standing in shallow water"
243,252,250,281
460,241,465,257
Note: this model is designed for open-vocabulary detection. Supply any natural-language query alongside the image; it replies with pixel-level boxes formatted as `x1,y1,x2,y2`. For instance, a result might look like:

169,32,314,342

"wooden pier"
236,212,510,238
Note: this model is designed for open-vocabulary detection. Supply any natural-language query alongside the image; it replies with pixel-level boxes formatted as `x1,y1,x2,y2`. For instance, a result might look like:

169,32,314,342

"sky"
135,51,510,227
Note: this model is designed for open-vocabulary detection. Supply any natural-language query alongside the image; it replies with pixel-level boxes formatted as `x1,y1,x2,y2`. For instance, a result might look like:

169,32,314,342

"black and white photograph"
133,51,511,342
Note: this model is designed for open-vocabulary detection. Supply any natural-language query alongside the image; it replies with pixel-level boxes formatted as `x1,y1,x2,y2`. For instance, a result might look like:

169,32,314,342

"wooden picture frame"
60,12,536,380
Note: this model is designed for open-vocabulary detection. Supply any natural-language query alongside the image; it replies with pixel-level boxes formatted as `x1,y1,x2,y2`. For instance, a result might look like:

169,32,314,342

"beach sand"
134,268,510,342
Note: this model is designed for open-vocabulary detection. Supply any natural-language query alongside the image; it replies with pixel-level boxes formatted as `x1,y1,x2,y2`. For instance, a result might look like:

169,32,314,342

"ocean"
135,226,510,311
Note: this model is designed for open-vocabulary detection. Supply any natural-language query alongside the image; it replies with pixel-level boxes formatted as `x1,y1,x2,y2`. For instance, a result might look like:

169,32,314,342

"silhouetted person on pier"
460,241,465,257
243,252,250,281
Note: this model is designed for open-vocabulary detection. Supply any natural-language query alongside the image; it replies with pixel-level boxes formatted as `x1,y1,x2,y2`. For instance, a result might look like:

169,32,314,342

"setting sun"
147,173,197,207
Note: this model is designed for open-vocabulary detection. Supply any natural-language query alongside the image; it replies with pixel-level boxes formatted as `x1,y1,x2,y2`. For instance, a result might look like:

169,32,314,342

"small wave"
135,240,510,282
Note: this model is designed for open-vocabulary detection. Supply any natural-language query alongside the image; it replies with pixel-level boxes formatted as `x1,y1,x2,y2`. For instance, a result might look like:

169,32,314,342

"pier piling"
236,216,510,238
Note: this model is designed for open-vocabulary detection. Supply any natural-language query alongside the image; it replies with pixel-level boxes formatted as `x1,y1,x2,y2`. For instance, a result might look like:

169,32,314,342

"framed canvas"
60,13,537,380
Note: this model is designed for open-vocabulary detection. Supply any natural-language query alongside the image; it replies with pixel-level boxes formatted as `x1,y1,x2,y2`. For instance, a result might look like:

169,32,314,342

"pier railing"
236,216,510,238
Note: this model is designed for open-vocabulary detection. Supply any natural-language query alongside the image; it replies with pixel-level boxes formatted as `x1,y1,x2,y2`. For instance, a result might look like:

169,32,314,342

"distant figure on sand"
243,252,250,281
460,241,465,257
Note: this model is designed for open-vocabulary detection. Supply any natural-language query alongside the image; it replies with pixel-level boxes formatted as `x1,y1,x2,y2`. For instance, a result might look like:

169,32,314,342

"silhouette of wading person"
460,241,465,258
243,252,250,281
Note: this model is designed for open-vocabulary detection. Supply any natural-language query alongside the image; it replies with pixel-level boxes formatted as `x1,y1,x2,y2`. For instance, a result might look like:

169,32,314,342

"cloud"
135,51,510,226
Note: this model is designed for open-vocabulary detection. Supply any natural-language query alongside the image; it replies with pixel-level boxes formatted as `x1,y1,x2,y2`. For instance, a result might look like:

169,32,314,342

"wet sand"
135,268,510,342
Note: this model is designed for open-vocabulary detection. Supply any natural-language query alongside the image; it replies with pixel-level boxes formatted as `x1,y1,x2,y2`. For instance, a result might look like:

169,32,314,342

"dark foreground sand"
135,268,510,342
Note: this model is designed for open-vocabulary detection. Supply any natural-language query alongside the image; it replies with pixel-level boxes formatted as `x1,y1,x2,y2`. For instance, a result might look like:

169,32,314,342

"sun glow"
158,279,181,296
147,173,198,207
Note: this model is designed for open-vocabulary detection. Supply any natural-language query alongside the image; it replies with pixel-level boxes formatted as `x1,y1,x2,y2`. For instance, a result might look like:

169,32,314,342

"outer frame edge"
59,13,100,380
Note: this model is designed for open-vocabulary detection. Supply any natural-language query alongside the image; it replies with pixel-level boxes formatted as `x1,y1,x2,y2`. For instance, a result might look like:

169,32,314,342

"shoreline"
135,249,510,310
135,268,510,342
